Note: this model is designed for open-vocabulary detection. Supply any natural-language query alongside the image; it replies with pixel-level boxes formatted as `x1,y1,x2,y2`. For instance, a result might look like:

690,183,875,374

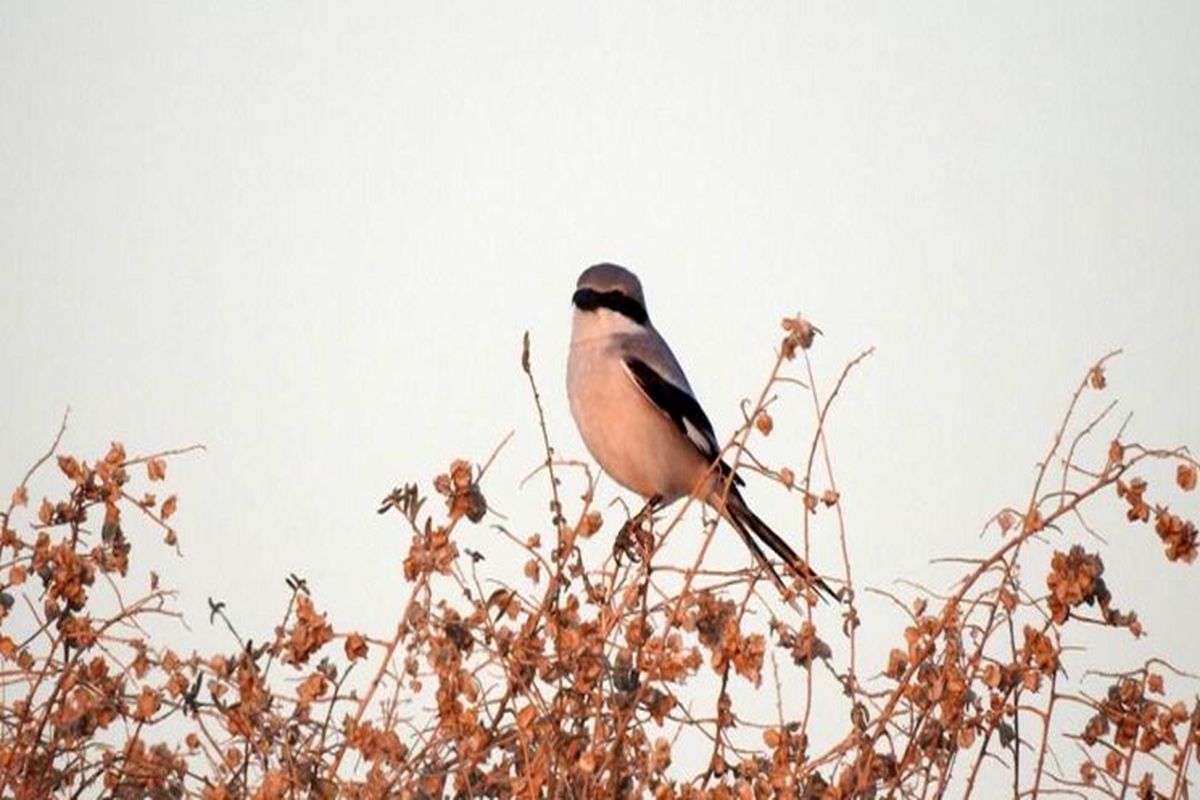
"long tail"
721,487,837,602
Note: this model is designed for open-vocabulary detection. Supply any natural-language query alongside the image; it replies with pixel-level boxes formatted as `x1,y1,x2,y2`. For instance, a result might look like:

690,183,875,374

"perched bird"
566,263,834,599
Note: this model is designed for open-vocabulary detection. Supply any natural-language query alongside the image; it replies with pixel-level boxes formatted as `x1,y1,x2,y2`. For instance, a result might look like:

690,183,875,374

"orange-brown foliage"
0,326,1196,798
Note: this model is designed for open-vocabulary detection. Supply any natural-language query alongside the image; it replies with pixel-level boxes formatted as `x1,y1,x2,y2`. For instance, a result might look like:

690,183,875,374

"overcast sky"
2,1,1198,772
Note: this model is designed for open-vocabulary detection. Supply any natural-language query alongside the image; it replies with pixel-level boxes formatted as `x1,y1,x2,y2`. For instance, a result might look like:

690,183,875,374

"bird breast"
567,337,703,503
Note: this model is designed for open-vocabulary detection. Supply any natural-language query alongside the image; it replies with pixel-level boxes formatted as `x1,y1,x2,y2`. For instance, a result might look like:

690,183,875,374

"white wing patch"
622,355,746,488
683,417,719,461
622,357,719,460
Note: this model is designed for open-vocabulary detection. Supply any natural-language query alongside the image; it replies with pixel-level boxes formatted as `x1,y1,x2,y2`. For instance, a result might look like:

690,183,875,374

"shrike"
566,263,834,599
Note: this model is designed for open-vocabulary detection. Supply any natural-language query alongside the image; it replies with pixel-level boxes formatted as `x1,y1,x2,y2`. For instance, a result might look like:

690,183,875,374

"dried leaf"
104,442,126,466
576,511,603,539
345,632,369,661
755,411,773,436
147,457,167,482
1178,463,1197,492
780,315,819,358
297,672,328,704
134,686,161,721
57,455,83,483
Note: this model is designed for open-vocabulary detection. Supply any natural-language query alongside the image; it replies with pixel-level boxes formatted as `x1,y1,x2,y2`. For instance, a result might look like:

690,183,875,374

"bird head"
572,263,649,330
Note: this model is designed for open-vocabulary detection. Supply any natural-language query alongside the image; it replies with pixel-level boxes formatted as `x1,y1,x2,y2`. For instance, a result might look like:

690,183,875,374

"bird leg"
635,493,663,523
613,494,663,565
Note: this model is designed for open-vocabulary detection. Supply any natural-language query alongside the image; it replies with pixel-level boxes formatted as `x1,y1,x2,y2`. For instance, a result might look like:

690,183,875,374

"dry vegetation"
1,319,1197,798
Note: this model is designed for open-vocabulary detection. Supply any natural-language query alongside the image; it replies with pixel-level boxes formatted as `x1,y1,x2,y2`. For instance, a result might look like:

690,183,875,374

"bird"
566,262,835,600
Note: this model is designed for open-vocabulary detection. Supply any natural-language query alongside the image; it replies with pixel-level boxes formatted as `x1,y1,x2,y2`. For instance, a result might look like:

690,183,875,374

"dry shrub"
1,322,1197,799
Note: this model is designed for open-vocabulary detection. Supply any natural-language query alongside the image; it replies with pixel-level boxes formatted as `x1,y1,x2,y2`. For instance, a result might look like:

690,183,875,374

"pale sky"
2,1,1198,781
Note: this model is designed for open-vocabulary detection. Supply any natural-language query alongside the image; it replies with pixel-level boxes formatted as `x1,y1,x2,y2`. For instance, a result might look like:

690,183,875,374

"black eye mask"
571,288,649,325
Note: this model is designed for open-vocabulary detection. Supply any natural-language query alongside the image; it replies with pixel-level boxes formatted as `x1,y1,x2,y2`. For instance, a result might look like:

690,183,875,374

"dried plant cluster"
0,322,1197,799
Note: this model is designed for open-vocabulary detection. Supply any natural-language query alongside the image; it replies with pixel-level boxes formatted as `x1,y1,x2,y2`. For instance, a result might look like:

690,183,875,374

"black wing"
624,357,744,487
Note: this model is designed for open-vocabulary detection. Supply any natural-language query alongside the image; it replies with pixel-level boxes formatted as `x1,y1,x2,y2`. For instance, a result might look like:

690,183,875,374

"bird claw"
613,494,662,565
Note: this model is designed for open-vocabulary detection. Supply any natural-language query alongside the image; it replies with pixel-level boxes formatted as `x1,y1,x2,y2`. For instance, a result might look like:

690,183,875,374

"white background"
2,1,1198,781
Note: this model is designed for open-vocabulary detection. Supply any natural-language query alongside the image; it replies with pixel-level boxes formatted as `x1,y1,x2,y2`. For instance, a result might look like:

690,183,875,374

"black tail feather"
725,515,789,593
725,489,837,602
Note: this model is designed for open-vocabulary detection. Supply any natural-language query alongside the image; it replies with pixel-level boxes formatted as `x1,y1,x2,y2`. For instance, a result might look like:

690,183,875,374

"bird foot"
613,494,663,564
